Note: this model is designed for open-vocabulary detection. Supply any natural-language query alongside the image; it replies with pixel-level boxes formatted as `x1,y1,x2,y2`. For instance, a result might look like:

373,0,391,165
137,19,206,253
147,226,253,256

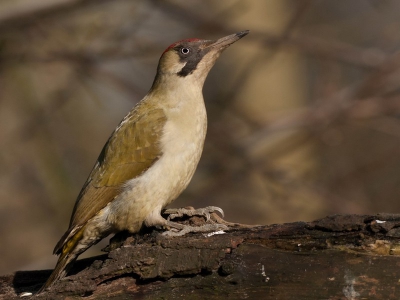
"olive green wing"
54,105,167,254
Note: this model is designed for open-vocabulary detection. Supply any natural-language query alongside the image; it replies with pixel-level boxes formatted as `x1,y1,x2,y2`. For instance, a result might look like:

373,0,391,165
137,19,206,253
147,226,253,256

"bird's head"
152,30,249,89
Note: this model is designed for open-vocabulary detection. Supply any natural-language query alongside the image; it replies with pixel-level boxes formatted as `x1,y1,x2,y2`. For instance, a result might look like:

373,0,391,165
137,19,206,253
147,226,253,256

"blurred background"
1,0,400,275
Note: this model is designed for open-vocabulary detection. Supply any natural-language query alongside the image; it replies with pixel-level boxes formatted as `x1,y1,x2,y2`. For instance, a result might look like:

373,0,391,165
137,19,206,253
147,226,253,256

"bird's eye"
180,47,190,55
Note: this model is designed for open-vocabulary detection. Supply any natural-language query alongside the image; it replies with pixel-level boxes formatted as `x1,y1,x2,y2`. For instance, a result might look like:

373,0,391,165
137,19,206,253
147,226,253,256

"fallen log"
2,213,400,299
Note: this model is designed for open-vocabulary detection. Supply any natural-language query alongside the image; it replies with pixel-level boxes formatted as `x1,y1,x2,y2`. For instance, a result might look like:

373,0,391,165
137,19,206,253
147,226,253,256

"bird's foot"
162,221,228,237
163,206,224,221
161,206,228,236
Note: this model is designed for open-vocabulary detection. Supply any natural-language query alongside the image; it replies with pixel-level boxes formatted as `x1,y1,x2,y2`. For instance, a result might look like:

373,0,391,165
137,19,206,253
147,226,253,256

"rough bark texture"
2,213,400,299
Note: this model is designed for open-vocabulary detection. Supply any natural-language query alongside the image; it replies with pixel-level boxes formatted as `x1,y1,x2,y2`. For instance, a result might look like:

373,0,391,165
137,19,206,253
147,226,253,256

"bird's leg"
144,207,228,237
162,206,228,236
163,206,225,222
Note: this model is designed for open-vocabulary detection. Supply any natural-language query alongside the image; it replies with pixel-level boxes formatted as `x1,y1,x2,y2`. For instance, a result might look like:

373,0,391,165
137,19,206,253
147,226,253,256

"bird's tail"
37,227,85,294
37,251,77,293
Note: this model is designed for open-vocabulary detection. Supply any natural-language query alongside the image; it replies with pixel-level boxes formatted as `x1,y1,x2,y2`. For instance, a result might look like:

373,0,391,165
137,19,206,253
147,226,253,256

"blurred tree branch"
0,0,111,30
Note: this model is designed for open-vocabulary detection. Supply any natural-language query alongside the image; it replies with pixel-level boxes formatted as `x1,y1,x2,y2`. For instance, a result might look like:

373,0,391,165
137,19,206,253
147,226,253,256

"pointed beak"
205,30,249,52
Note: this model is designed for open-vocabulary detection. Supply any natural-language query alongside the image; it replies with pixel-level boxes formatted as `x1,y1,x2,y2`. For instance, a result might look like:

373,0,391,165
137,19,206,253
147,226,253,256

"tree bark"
2,213,400,299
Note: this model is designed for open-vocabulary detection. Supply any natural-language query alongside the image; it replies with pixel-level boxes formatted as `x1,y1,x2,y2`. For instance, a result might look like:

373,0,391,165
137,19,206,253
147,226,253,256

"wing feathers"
55,105,167,252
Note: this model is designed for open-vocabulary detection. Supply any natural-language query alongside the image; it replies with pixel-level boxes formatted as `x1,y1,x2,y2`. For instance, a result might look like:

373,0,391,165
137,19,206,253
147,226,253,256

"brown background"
1,0,400,276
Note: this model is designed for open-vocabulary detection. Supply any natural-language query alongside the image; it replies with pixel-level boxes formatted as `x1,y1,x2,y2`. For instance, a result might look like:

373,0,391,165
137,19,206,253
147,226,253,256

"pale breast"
159,99,207,202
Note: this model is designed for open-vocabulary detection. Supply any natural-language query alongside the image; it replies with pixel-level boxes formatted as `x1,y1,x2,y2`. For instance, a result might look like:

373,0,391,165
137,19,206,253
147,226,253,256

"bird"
38,30,249,293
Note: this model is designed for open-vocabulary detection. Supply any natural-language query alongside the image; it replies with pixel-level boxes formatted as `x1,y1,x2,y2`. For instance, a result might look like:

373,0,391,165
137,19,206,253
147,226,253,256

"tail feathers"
37,251,77,293
37,227,86,294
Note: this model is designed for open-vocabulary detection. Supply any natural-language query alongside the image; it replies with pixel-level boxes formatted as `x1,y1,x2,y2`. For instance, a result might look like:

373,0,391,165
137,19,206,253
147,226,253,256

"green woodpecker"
39,30,249,292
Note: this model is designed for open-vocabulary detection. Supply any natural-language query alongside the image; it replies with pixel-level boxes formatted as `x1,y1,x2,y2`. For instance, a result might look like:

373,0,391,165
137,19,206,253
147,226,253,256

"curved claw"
206,206,224,218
